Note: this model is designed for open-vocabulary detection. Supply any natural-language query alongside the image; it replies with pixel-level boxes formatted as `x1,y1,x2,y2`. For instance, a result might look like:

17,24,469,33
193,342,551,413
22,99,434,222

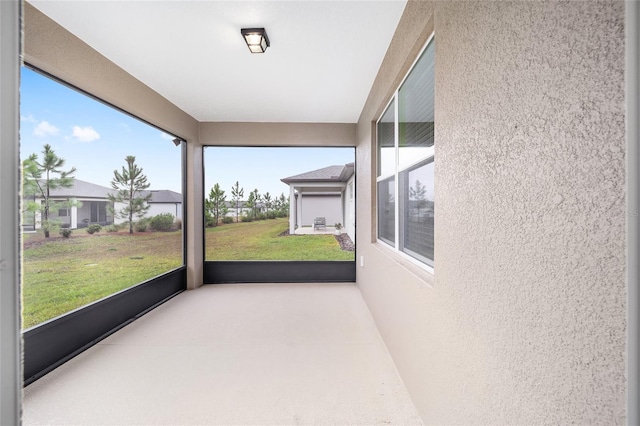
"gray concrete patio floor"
22,283,422,425
294,226,339,235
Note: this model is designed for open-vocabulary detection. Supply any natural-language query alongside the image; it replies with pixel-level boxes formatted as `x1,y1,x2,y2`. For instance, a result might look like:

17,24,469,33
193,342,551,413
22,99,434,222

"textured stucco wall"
356,1,626,424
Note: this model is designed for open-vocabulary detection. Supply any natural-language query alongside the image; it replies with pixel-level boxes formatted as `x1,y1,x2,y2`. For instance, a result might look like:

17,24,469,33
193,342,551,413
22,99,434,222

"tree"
245,190,256,220
206,183,227,226
231,181,244,223
250,188,261,219
409,179,428,216
278,193,289,217
108,156,152,234
23,144,77,238
263,192,272,214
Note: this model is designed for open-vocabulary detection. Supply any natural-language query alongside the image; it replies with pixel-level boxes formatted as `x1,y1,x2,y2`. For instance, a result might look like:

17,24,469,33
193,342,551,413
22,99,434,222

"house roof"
42,179,181,203
142,190,182,204
281,163,354,184
46,179,116,199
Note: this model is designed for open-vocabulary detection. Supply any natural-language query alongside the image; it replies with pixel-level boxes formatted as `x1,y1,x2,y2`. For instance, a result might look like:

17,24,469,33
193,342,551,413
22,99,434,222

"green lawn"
22,218,353,329
22,230,182,329
206,217,354,261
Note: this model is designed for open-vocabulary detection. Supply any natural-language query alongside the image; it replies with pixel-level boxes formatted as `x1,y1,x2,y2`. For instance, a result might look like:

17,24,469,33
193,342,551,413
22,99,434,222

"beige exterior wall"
199,121,356,147
356,1,626,424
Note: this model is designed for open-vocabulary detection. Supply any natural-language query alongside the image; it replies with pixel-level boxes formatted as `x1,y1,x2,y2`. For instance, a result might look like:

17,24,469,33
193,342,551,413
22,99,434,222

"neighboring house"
141,190,183,221
26,179,182,230
281,163,355,241
27,179,116,230
222,200,266,219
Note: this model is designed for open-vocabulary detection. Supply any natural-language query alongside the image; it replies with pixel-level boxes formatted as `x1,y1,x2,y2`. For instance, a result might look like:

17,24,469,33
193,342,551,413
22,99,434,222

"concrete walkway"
294,226,339,235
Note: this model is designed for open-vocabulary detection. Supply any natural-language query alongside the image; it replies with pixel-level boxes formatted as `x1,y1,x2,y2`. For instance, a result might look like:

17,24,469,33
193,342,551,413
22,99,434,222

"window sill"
372,241,434,288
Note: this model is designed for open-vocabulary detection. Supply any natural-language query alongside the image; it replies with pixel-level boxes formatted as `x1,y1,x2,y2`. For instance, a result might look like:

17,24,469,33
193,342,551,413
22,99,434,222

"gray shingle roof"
44,179,181,203
142,190,182,203
47,179,116,198
281,163,354,184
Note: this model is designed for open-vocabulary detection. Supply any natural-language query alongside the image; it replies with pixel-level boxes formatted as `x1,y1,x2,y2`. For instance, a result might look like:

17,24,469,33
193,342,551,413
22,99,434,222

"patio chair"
314,217,326,231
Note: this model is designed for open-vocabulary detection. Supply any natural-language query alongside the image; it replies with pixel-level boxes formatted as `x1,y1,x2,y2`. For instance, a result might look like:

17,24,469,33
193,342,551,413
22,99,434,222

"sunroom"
0,1,637,425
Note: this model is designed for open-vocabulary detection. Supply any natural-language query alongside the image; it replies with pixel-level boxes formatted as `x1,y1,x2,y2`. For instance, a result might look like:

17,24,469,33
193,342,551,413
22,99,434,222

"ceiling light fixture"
241,28,270,53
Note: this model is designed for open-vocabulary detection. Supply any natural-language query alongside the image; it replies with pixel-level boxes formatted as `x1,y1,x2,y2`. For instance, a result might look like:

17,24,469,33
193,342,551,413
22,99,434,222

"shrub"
241,215,253,223
150,213,175,231
105,225,118,233
267,212,277,219
59,228,72,238
135,218,150,232
256,213,266,221
86,224,102,234
222,216,234,224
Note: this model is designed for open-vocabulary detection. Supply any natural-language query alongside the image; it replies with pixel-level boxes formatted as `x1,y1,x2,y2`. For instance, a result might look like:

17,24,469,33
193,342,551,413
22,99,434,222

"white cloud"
21,113,37,123
72,126,100,143
33,121,60,137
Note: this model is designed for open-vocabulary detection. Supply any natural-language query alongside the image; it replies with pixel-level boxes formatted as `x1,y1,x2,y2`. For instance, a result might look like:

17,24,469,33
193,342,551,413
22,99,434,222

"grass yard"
22,230,182,329
22,218,353,329
205,217,354,261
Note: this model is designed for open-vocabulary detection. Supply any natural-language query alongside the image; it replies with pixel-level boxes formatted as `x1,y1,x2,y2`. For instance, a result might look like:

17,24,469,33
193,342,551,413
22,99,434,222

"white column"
340,189,345,230
297,190,303,230
71,204,78,229
289,185,296,234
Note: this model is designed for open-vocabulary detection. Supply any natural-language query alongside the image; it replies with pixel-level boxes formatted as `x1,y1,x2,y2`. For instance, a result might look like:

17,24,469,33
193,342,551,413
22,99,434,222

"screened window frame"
375,34,435,272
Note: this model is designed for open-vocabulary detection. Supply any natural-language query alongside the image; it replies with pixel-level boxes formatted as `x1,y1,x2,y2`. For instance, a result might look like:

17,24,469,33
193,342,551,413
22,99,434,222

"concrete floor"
22,283,422,425
294,226,338,235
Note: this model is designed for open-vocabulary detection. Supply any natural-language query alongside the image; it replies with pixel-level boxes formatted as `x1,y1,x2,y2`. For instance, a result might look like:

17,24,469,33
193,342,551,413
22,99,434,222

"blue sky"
21,67,182,193
204,147,354,200
21,67,355,198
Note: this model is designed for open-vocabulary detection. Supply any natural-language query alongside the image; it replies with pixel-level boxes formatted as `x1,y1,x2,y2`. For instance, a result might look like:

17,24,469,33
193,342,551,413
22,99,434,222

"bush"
241,215,253,223
267,212,277,219
105,225,118,233
150,213,175,232
86,224,102,234
256,213,266,221
59,228,72,238
222,216,234,224
134,218,150,232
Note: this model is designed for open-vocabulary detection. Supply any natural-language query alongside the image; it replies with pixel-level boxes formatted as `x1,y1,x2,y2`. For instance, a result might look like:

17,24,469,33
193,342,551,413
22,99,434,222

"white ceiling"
29,1,407,123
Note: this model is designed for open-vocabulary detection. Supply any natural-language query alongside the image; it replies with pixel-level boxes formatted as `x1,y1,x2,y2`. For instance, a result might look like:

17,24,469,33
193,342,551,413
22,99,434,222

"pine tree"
231,181,244,223
23,144,77,238
263,192,272,215
409,179,427,216
108,156,152,234
206,183,227,226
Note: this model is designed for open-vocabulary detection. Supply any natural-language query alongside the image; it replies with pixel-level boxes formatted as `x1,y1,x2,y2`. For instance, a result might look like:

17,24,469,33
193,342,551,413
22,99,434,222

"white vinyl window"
376,35,434,268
